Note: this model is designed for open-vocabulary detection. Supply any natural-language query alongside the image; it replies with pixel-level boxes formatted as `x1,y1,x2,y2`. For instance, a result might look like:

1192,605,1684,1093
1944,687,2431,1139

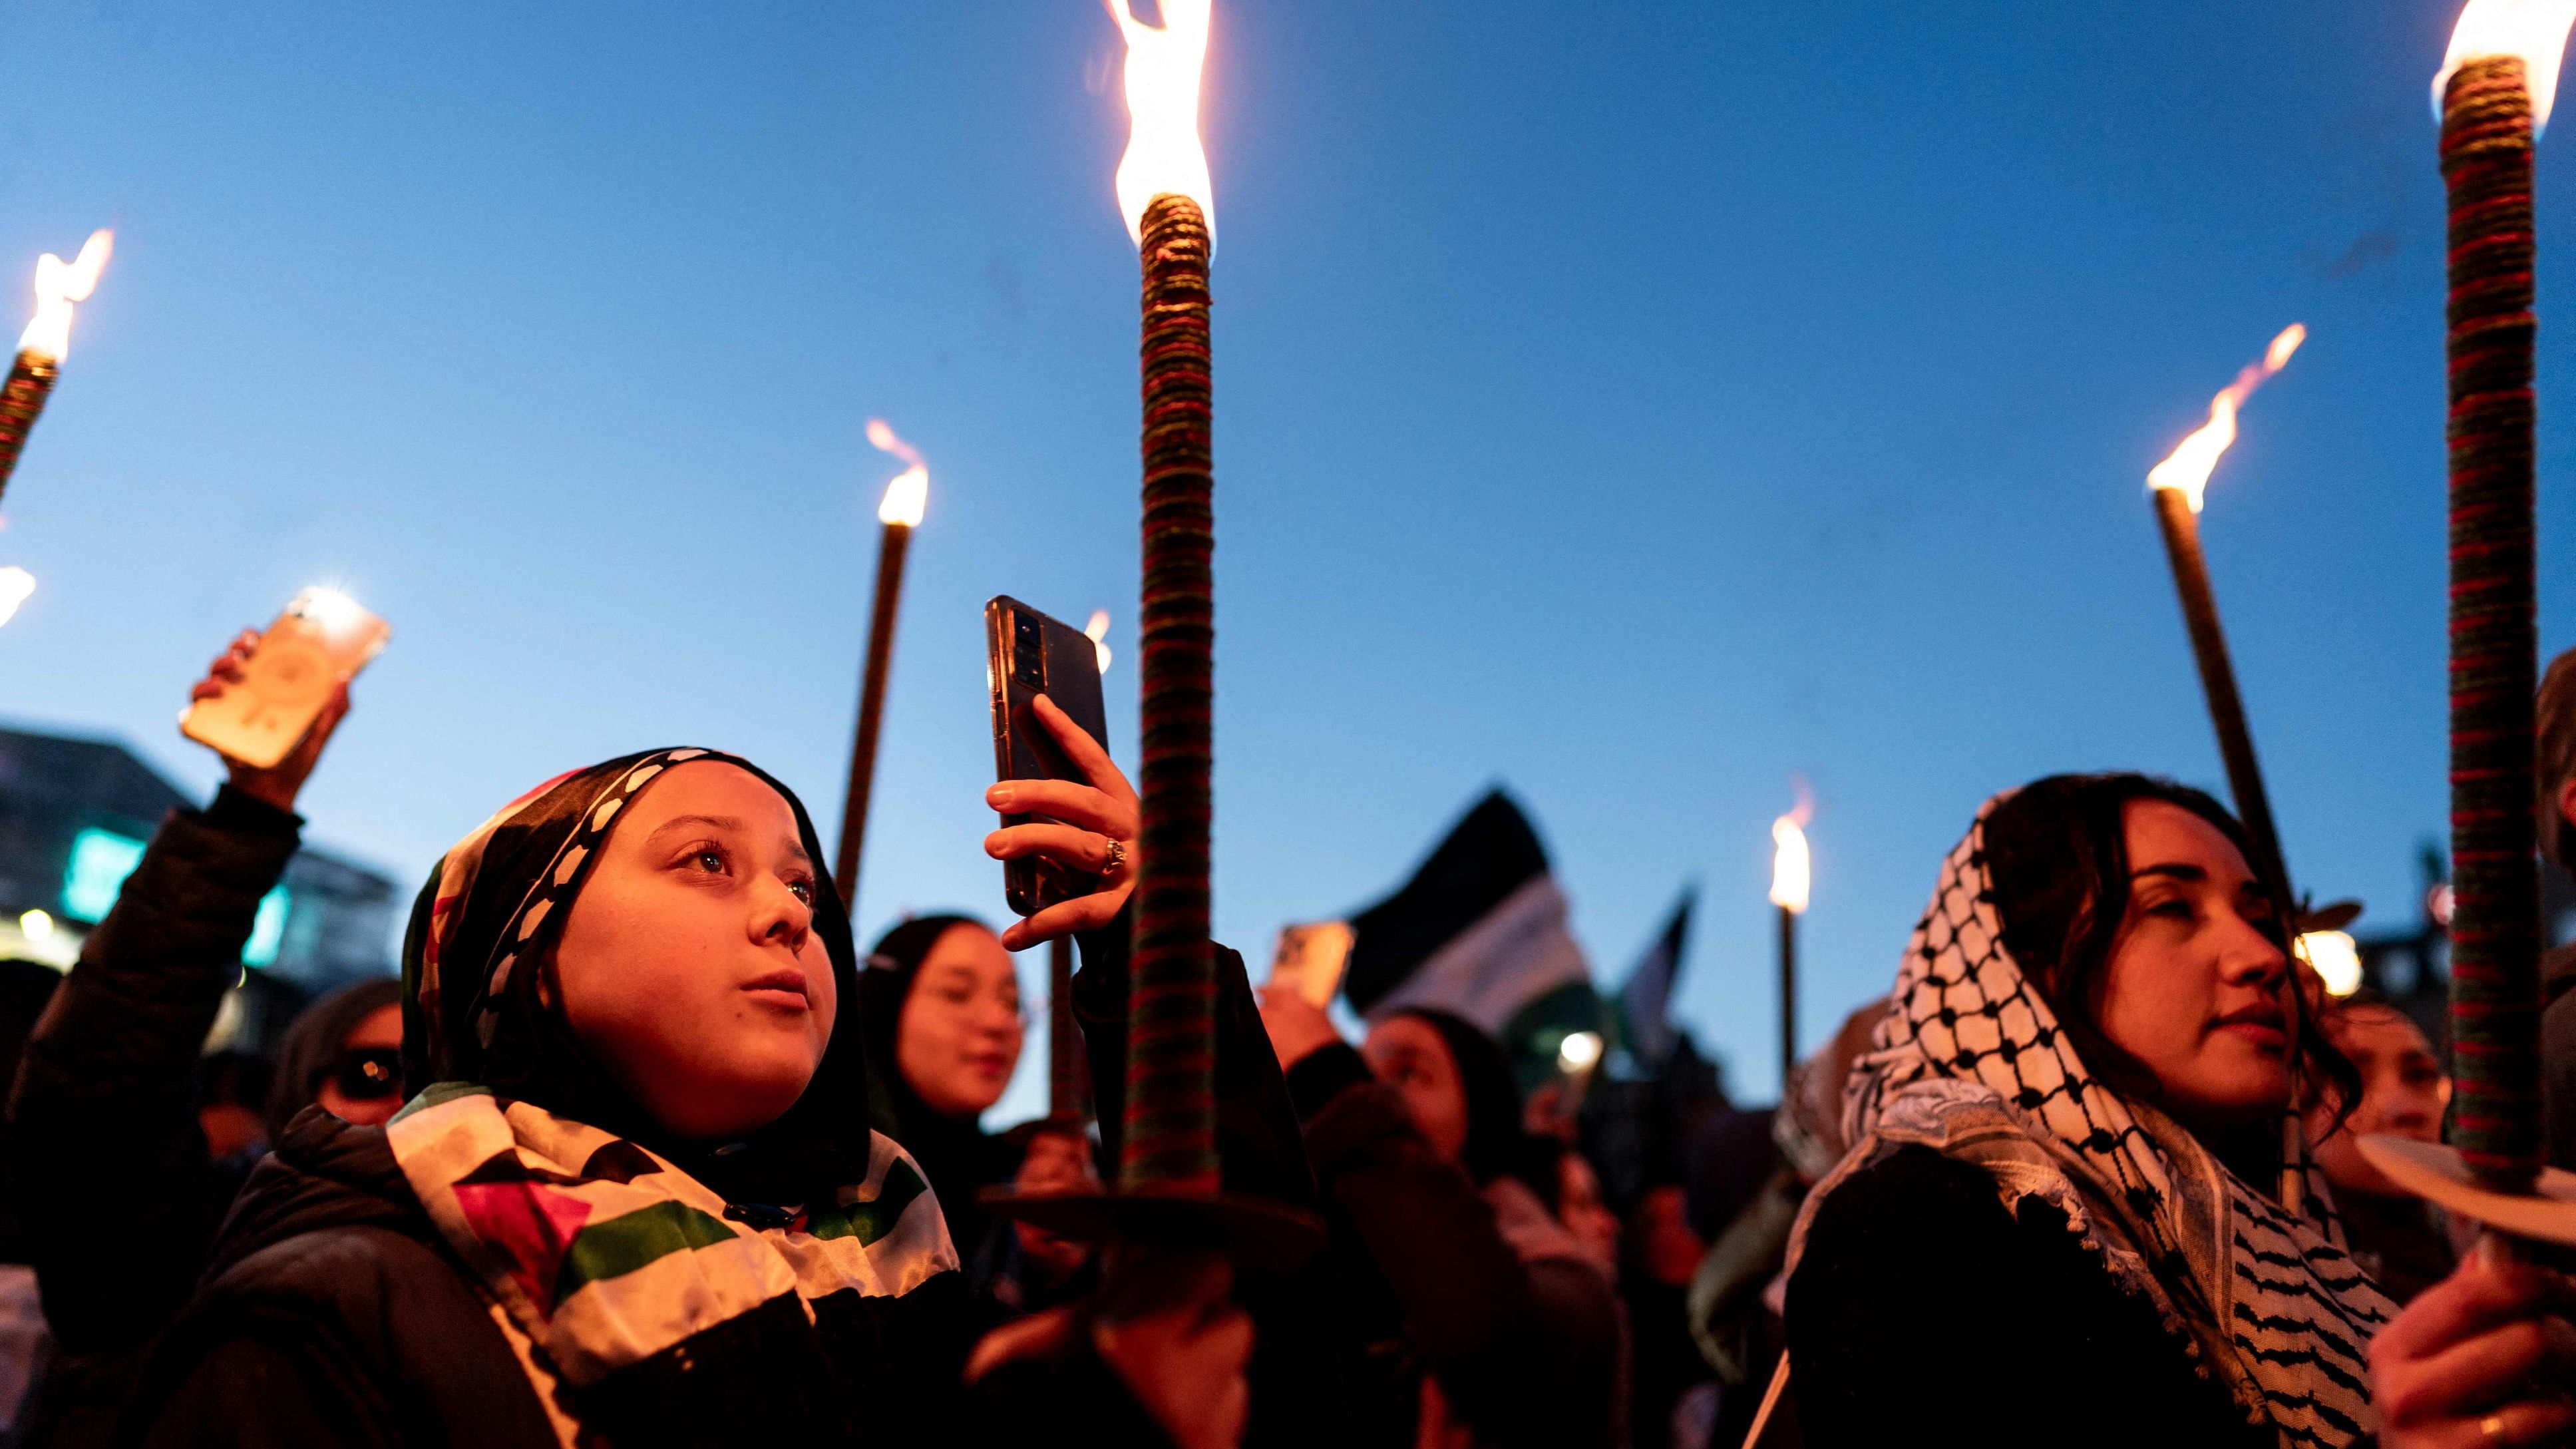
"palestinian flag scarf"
389,747,957,1434
1789,795,2394,1448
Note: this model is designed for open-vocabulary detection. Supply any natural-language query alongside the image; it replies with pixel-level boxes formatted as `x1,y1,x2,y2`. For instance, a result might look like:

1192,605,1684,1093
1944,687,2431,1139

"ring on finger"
1101,839,1127,875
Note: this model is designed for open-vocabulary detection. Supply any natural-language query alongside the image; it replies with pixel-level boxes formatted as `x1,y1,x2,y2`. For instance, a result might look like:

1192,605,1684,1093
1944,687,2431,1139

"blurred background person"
1262,990,1622,1449
188,1052,271,1168
0,961,63,1446
5,631,350,1449
2306,990,2455,1303
260,977,404,1144
858,913,1029,1285
987,1117,1102,1313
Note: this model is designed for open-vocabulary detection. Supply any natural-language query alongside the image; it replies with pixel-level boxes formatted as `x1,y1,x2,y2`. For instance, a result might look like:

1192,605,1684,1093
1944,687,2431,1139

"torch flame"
2436,0,2576,134
2145,323,2306,514
1106,0,1215,245
2295,929,2364,998
1769,785,1814,915
17,230,112,362
866,419,929,528
0,566,34,628
1085,608,1113,674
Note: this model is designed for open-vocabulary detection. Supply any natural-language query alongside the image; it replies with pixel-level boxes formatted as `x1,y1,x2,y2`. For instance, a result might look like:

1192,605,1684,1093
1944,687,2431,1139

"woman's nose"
2219,913,2286,984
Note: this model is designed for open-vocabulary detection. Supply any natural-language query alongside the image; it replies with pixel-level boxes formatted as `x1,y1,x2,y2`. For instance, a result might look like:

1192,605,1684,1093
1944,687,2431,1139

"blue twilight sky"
1,2,2569,1120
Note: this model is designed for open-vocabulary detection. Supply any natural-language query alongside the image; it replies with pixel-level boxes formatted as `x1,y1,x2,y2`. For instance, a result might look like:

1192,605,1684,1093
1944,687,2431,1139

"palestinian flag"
1345,789,1600,1088
1616,888,1695,1074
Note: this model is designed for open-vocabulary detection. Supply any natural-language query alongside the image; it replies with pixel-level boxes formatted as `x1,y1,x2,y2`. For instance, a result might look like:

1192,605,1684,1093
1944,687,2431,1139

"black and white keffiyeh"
1789,796,2395,1448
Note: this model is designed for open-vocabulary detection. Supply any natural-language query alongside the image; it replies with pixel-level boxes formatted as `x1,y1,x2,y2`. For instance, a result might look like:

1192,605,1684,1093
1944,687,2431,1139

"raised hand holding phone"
180,588,386,779
984,694,1138,951
184,622,359,813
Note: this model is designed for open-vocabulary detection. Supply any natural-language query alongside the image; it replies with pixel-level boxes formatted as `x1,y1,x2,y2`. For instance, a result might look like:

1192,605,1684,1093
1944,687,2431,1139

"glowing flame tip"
1107,0,1215,244
2436,0,2576,134
877,465,928,528
17,229,112,361
1084,610,1113,673
1769,784,1814,914
0,566,34,628
2147,323,2306,513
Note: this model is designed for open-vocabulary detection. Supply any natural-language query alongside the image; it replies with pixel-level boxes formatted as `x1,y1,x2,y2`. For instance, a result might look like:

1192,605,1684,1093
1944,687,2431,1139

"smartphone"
1268,921,1354,1008
986,596,1113,918
181,588,391,769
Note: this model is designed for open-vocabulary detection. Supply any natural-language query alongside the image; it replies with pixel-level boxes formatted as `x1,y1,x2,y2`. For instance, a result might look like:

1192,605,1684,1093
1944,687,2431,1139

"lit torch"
1108,0,1222,1198
0,230,111,511
832,419,930,912
2145,323,2304,897
2428,0,2576,1197
1769,789,1813,1091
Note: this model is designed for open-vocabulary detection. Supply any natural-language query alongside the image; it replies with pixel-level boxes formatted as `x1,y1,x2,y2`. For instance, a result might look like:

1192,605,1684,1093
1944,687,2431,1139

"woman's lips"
743,968,811,1012
2211,1004,2285,1049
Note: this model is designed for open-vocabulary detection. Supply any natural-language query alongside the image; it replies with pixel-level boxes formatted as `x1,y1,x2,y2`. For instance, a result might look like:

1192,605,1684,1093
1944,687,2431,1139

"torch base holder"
2357,1136,2576,1244
978,1181,1324,1271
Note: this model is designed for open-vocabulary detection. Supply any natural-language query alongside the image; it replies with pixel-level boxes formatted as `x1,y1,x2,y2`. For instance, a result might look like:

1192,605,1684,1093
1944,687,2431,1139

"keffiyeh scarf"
1789,799,2395,1448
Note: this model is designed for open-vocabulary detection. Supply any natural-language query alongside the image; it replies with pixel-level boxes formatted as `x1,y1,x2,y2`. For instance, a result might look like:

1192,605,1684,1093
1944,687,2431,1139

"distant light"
1557,1030,1604,1074
0,566,33,626
2428,884,2456,927
2297,929,2364,998
17,909,52,941
61,827,146,922
1085,610,1113,674
61,828,287,966
245,886,290,967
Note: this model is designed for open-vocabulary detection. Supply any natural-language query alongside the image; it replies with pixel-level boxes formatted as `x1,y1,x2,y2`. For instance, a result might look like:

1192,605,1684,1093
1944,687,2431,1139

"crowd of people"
1,627,2575,1448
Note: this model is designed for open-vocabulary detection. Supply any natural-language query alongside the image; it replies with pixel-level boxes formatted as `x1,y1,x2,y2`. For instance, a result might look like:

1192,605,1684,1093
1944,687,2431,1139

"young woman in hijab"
1259,994,1622,1449
120,747,1112,1448
1783,774,2574,1449
858,914,1026,1277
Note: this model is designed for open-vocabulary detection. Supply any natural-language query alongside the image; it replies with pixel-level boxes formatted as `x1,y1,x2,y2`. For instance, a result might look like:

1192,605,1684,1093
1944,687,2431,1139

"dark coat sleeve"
1071,912,1318,1211
1288,1043,1620,1449
124,1224,560,1449
1785,1143,2271,1449
9,788,300,1358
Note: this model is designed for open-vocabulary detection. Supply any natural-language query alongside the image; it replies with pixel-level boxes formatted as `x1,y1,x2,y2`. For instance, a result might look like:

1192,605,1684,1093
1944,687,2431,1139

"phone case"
986,596,1112,918
180,589,390,769
1269,921,1354,1008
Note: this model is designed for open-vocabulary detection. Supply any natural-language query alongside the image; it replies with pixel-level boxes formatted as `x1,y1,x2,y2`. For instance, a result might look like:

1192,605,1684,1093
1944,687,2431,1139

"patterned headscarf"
1793,797,2394,1447
386,749,954,1429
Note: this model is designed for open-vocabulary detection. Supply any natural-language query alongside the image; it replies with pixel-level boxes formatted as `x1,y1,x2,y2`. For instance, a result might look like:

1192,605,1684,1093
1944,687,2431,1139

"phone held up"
180,588,391,769
986,596,1111,919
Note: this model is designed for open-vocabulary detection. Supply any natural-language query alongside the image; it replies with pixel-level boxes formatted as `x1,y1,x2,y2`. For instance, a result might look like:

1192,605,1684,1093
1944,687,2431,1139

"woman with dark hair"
858,913,1027,1273
117,747,1119,1448
1783,774,2569,1449
1260,994,1622,1449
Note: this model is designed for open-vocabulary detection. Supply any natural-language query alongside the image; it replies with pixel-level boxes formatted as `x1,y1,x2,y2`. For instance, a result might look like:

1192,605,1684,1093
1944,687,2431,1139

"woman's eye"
785,878,814,905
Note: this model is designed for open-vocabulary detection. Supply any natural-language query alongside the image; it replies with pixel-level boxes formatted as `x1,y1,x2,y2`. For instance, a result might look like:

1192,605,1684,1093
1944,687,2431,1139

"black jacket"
7,789,301,1449
1283,1043,1621,1449
122,1106,987,1449
1785,1144,2273,1449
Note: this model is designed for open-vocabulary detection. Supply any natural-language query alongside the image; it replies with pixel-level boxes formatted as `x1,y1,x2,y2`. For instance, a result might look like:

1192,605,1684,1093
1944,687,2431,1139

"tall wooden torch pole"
2440,53,2543,1194
1124,190,1219,1192
2150,489,2291,896
834,515,913,913
1777,904,1797,1090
